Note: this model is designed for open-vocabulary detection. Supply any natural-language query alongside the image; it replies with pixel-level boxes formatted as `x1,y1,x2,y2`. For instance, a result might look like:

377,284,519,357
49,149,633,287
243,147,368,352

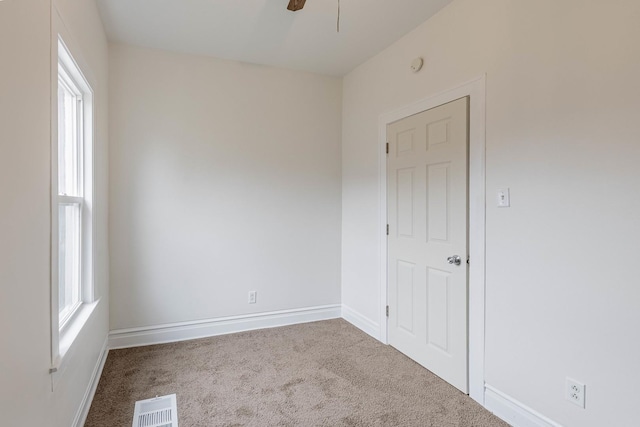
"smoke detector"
411,57,424,73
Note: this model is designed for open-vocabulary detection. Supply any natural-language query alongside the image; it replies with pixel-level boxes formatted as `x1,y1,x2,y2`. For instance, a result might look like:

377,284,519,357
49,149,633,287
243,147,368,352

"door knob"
447,255,462,266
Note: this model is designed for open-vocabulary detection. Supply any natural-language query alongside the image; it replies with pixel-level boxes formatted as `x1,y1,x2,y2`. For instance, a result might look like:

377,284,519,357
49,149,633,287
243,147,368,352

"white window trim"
51,36,96,375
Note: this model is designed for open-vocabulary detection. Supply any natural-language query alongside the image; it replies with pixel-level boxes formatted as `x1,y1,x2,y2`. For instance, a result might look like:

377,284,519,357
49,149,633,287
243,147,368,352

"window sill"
51,299,100,384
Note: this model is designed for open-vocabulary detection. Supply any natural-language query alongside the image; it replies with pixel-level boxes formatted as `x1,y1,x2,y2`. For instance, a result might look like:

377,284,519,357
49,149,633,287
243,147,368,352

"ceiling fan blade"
287,0,307,11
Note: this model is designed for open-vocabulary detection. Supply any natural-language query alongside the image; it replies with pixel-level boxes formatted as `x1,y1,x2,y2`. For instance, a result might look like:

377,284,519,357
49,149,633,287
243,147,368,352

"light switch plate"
497,188,510,207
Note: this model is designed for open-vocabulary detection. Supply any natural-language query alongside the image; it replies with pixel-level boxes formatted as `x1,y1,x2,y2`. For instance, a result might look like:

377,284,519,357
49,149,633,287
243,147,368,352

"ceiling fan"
286,0,341,32
287,0,306,12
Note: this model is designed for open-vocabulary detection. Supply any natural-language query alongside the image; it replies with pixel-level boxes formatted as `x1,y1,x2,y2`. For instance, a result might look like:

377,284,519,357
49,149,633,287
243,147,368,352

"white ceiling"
96,0,453,76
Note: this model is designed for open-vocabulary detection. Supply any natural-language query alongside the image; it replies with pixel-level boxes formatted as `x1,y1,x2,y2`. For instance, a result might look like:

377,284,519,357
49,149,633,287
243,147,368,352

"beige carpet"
86,319,509,426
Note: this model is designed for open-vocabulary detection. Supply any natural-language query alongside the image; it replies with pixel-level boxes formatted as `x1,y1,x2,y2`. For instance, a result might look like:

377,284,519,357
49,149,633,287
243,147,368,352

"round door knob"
447,255,462,266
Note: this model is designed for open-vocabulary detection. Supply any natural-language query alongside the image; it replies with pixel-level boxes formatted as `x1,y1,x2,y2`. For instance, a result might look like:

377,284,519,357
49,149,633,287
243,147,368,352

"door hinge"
386,305,389,317
386,142,389,154
386,224,389,235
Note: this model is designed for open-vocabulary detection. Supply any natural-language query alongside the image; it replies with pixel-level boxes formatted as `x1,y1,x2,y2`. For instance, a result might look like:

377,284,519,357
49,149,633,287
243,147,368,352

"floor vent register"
132,394,178,427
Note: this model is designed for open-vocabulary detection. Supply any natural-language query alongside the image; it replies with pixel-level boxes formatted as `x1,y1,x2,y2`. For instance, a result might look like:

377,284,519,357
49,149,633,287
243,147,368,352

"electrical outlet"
566,378,586,408
248,291,257,304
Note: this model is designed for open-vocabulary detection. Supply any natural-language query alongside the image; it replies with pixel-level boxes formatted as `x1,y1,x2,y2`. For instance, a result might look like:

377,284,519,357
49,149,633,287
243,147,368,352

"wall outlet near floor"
566,378,586,408
248,291,257,304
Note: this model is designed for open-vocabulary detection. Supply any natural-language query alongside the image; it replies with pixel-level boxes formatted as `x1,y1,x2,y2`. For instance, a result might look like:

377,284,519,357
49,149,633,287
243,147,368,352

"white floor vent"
132,394,178,427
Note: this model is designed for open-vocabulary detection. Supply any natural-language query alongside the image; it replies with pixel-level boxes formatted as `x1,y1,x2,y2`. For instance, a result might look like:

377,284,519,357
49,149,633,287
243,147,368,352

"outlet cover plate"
566,378,586,408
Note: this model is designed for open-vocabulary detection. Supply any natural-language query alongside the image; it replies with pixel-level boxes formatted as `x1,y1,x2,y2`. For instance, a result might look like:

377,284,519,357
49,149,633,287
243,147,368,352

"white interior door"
387,97,469,393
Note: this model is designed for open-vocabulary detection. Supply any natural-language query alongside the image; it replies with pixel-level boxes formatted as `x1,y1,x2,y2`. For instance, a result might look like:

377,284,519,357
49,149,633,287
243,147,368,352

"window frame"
51,36,96,371
57,61,85,329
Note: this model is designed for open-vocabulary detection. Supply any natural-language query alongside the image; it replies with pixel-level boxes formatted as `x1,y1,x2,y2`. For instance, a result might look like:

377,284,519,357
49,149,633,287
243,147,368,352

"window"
55,38,94,333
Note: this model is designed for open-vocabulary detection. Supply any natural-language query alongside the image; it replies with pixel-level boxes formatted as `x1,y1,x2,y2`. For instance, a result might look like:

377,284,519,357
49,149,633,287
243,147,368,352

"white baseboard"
109,304,342,349
73,337,109,427
341,304,380,340
485,384,563,427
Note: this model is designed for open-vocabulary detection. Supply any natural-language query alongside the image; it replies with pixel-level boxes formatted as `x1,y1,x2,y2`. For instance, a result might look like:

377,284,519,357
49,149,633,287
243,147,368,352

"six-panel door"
387,97,469,393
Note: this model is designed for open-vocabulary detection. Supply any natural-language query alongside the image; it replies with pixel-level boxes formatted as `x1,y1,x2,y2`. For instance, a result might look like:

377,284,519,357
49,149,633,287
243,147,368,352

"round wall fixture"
411,57,424,73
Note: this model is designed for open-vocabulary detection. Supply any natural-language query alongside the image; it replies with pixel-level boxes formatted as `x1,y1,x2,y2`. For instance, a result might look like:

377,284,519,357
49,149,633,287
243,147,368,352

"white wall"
109,44,342,330
0,0,109,425
341,1,640,426
0,0,53,424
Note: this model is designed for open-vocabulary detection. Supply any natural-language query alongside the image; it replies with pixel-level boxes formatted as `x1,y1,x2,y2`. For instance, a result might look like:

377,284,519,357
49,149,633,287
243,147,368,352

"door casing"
378,76,486,404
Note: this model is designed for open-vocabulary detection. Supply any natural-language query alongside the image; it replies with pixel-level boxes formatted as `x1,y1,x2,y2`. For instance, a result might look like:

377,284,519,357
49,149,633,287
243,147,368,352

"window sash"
57,66,83,198
58,200,82,327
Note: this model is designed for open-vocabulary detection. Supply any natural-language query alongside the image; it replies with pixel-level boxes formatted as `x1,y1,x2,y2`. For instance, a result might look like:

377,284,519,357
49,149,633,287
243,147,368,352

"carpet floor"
86,319,510,426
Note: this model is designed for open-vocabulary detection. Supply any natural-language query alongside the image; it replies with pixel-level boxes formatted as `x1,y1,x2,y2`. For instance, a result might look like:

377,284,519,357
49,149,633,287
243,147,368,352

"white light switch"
497,188,510,207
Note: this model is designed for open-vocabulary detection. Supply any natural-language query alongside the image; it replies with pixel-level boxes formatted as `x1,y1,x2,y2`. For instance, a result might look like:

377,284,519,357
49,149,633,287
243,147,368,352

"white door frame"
378,75,486,404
